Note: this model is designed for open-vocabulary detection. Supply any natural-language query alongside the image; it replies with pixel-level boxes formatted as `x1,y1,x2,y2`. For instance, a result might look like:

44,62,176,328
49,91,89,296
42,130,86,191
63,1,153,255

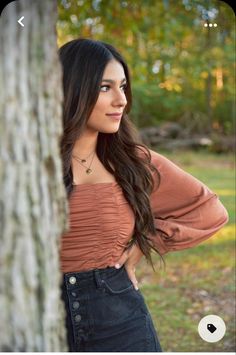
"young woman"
58,38,229,352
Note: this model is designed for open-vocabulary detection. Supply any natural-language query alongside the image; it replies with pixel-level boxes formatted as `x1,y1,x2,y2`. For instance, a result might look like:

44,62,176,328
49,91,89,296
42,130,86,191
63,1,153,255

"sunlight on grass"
215,189,236,196
204,224,235,244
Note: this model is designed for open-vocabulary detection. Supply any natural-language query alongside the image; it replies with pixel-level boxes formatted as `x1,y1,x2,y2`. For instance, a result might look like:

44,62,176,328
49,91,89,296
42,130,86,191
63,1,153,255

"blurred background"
57,0,235,153
57,0,235,351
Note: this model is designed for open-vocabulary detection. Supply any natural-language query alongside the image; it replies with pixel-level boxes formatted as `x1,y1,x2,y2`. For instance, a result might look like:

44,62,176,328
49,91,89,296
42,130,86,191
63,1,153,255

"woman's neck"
72,131,98,158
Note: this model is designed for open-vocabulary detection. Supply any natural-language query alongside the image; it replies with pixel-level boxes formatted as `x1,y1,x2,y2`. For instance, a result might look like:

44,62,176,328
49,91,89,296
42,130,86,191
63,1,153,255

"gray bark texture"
0,0,68,351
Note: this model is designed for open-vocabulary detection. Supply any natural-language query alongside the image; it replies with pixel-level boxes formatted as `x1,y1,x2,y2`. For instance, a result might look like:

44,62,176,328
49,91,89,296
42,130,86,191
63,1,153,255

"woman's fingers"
114,250,129,269
114,243,144,290
126,266,139,290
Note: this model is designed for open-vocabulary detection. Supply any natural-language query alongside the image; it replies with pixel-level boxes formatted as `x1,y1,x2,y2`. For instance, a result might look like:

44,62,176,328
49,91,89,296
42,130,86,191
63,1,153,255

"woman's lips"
106,113,122,120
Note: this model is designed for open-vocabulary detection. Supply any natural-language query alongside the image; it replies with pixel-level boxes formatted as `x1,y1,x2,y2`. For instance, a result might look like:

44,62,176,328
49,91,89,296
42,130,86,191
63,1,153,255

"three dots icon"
204,23,218,27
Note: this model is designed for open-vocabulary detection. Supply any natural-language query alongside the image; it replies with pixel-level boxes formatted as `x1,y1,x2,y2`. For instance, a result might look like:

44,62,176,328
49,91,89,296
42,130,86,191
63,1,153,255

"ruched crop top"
59,149,229,273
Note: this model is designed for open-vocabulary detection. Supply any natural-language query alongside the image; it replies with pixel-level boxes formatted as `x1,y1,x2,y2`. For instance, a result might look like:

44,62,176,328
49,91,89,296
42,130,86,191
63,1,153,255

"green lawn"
137,149,235,352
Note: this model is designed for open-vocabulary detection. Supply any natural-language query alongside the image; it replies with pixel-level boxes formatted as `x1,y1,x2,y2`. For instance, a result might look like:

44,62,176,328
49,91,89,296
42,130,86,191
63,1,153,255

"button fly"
69,276,76,285
73,301,80,309
75,314,82,322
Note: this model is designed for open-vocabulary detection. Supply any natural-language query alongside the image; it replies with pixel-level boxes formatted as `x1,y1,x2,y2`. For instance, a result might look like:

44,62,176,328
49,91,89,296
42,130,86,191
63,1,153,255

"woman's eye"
100,84,127,92
100,85,110,92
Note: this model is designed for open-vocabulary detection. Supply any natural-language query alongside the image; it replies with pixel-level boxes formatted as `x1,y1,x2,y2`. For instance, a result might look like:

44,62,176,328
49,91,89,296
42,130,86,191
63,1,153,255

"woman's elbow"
221,205,229,225
210,196,229,228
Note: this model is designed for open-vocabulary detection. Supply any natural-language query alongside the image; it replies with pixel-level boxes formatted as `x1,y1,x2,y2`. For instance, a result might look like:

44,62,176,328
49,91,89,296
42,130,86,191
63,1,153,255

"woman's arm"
147,149,229,255
115,149,228,287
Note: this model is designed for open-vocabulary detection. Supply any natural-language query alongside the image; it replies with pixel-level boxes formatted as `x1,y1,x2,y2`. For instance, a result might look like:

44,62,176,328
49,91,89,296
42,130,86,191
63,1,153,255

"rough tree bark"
0,0,68,351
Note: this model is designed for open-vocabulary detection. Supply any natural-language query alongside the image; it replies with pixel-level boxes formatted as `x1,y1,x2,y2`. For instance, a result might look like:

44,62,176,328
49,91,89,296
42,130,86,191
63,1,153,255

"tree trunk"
0,0,68,351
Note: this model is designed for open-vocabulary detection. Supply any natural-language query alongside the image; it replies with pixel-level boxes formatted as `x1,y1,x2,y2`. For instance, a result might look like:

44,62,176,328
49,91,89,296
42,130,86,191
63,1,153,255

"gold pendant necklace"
72,151,96,174
86,168,92,174
73,150,94,164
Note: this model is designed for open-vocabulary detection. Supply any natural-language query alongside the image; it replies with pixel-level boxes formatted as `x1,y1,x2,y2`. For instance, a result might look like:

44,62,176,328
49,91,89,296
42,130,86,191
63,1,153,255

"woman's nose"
112,91,127,108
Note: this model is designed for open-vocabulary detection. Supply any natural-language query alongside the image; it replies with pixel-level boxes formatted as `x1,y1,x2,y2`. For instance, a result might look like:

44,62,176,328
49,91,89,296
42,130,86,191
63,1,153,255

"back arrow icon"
18,16,24,27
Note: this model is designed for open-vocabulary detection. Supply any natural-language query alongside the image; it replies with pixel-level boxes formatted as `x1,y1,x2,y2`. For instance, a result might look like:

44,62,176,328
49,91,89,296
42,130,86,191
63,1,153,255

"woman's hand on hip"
114,243,144,290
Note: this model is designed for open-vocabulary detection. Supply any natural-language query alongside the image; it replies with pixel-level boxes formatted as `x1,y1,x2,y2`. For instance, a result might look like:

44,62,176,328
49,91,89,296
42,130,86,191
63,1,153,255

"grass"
136,149,235,352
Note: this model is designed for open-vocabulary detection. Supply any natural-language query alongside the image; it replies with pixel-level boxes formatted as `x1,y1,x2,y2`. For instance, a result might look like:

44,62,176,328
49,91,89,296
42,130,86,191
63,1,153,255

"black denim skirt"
61,265,163,352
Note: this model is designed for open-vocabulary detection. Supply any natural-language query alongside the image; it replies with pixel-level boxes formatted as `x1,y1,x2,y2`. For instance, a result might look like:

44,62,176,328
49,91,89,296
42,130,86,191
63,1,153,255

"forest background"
57,0,235,152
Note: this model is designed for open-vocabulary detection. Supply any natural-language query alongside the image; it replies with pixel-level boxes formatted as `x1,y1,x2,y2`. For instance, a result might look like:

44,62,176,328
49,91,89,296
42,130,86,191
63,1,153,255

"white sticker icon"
198,315,226,343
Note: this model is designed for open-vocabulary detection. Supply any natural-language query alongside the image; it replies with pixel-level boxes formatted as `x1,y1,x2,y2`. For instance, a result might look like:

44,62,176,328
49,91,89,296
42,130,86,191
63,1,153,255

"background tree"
0,0,68,351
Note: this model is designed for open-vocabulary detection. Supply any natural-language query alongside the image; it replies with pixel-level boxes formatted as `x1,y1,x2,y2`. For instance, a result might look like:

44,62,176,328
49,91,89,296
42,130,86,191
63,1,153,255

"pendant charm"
81,159,86,163
86,168,92,174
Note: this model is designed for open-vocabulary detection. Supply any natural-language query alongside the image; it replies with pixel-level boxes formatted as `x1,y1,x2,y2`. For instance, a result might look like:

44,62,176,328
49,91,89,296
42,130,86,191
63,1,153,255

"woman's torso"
60,154,135,273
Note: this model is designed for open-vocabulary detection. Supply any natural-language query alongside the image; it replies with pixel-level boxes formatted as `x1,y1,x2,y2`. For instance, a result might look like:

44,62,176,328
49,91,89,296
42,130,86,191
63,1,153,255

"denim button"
75,314,82,322
69,276,76,285
73,301,80,309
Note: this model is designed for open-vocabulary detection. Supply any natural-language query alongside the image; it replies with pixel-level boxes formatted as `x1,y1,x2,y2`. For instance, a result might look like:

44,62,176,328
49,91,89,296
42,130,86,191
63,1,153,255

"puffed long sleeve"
147,149,229,255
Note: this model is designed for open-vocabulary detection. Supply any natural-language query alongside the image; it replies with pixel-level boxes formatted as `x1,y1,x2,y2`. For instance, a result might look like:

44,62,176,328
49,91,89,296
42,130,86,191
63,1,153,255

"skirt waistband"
62,265,124,291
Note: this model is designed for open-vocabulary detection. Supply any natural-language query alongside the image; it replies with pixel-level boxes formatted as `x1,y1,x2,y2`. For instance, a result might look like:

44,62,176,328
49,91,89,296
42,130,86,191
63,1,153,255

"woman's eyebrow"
101,78,127,84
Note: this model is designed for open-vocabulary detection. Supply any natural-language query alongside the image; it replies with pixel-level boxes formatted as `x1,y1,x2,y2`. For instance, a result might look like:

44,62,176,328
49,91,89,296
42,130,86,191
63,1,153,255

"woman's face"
86,59,127,134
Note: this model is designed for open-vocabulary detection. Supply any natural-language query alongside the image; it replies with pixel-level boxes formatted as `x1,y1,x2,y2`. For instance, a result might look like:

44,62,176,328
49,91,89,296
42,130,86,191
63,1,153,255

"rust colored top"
60,149,229,273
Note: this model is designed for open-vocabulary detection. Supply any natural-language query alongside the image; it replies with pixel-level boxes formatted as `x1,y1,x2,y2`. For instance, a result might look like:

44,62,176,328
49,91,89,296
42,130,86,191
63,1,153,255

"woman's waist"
60,239,132,274
61,264,128,293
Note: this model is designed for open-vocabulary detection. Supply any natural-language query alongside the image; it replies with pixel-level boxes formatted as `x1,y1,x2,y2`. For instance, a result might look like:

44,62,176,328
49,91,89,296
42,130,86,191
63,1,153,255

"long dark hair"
59,38,165,270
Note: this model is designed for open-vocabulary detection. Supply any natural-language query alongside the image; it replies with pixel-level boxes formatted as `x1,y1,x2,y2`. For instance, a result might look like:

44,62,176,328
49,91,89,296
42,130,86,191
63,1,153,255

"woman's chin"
99,126,120,134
